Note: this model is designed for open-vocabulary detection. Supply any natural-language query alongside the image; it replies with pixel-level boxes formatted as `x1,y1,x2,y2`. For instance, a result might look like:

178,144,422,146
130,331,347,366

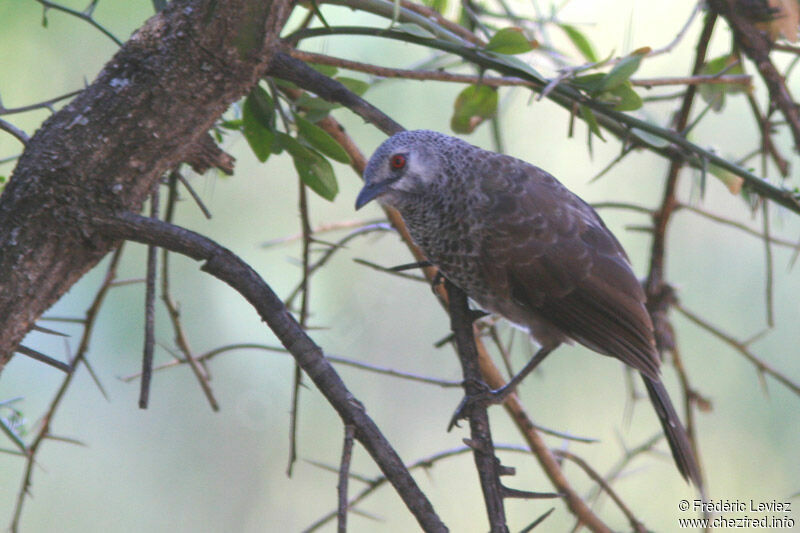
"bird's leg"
448,344,558,430
489,344,557,403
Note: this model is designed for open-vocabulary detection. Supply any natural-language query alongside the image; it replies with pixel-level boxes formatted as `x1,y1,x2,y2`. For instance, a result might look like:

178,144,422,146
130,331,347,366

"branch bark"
709,0,800,151
92,209,448,532
446,281,508,533
0,0,291,370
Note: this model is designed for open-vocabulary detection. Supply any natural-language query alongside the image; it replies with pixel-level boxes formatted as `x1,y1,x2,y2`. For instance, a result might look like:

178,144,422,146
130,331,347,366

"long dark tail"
642,376,703,487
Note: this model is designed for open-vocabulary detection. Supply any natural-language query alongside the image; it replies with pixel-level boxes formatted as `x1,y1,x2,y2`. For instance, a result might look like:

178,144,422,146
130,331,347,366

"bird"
355,129,702,487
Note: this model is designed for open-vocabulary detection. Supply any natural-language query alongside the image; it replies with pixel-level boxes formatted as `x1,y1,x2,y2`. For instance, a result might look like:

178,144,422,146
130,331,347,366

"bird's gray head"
355,130,452,210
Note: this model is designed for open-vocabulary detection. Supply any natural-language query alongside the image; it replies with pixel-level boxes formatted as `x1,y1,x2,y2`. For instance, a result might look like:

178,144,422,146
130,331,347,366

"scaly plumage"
356,129,701,486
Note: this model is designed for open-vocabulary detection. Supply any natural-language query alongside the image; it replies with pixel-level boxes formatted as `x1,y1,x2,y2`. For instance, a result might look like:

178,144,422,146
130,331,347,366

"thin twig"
305,444,534,532
139,187,159,409
96,211,448,532
268,50,404,136
35,0,123,46
676,203,800,249
118,342,287,381
327,354,463,387
284,223,395,307
0,89,83,115
289,49,750,89
337,425,356,533
674,303,799,396
554,449,647,533
262,218,384,247
11,246,125,532
352,258,428,282
174,171,212,219
0,119,29,144
710,0,800,152
744,91,790,177
646,1,702,59
161,174,219,410
14,345,70,372
289,26,800,213
288,177,315,476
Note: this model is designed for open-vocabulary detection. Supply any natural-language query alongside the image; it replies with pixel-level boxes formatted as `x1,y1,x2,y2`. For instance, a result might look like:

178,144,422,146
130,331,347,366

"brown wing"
475,155,660,379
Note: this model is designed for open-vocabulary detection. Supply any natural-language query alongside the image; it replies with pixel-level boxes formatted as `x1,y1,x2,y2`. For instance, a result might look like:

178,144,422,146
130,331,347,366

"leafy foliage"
699,54,748,111
238,84,345,200
486,27,534,55
451,85,498,133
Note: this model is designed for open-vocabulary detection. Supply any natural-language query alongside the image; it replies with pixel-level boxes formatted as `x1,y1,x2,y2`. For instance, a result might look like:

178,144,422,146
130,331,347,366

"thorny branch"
5,0,800,530
11,246,125,532
446,280,510,533
305,108,614,532
161,172,219,410
93,210,448,533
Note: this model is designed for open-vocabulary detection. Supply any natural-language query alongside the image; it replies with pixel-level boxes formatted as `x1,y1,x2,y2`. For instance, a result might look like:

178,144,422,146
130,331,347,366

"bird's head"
355,130,446,210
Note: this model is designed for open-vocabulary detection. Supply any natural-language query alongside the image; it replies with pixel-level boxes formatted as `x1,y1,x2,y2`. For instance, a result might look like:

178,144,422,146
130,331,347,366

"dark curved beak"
355,181,386,210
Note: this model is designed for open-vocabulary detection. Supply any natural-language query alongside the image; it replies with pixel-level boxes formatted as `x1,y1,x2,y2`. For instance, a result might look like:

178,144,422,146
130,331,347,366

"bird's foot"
447,379,513,431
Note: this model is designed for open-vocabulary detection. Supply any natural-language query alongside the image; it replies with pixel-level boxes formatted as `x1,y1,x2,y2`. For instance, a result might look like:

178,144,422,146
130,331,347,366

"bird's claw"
447,378,499,431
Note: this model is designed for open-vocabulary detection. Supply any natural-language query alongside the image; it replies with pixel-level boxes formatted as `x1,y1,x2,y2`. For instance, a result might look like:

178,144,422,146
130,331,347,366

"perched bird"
355,129,702,486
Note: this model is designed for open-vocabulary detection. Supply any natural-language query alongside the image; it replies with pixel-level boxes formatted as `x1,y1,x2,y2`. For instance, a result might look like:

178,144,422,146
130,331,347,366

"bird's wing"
475,155,660,379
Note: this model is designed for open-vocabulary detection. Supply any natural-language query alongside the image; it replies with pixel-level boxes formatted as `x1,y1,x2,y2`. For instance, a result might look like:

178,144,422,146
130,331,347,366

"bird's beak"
355,181,386,210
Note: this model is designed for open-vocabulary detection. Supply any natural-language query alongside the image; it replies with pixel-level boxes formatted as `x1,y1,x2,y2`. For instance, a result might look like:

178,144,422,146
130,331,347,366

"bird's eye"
390,154,406,170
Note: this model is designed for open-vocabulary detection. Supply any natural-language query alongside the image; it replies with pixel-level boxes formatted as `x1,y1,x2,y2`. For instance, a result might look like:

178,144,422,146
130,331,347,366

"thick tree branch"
92,209,448,533
267,50,404,135
0,0,292,370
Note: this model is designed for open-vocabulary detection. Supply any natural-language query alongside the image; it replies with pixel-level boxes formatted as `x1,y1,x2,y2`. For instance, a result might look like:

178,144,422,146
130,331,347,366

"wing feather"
477,157,660,378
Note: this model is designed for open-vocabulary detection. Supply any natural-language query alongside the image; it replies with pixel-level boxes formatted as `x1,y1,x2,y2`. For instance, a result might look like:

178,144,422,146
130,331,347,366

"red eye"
390,154,406,170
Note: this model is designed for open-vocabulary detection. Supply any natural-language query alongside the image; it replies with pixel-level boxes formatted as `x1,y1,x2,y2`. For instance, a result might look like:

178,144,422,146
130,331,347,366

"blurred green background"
1,1,799,531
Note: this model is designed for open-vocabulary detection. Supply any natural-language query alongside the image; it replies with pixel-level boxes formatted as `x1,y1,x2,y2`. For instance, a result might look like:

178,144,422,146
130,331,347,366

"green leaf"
295,114,351,163
486,27,533,55
219,119,243,130
245,86,275,128
242,90,276,162
294,93,340,112
276,133,339,201
335,76,369,96
276,132,313,160
483,52,545,83
708,161,744,194
579,105,605,141
422,0,448,13
572,72,607,94
451,85,498,134
602,82,642,111
273,78,298,91
600,50,647,91
309,63,338,78
699,55,747,112
559,24,598,63
394,22,436,39
630,128,670,149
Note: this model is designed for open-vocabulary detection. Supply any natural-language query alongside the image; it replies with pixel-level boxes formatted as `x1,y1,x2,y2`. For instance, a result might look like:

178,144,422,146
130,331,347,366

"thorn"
468,309,489,322
389,260,432,272
16,345,71,372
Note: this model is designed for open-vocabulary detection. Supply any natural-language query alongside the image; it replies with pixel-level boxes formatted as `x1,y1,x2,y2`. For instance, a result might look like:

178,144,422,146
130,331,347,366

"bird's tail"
642,376,703,488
